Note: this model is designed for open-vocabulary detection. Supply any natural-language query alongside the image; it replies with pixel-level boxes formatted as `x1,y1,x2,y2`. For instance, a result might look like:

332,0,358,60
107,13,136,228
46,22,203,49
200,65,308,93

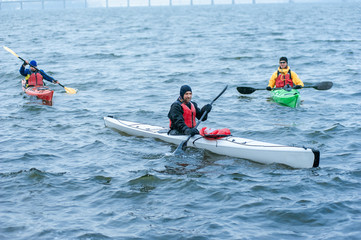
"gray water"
1,2,361,239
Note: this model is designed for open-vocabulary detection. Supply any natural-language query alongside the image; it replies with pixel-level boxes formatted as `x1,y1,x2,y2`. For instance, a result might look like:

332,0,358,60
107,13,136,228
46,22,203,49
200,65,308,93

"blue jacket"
19,65,56,83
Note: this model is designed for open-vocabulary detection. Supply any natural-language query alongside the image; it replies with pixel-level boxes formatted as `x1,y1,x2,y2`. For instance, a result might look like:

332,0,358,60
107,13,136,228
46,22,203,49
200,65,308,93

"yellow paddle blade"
64,86,77,94
3,46,19,58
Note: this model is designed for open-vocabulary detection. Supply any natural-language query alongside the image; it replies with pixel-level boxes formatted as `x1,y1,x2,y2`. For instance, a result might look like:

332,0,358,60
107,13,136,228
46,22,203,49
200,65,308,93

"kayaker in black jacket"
168,85,212,136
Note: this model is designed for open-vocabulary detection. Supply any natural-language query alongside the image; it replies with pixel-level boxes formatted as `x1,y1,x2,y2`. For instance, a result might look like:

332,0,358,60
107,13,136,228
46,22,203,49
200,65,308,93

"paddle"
3,46,77,94
303,81,333,90
236,86,263,94
173,85,228,155
237,81,333,94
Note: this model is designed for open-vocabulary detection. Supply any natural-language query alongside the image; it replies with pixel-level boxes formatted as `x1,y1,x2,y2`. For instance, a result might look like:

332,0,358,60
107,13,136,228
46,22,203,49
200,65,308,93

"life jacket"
27,72,44,86
169,102,196,128
275,69,293,88
200,127,231,140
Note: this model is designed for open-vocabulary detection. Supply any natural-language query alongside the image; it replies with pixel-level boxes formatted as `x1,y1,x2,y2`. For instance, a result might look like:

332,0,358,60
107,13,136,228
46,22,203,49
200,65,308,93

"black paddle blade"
237,87,257,94
314,81,333,90
173,140,187,155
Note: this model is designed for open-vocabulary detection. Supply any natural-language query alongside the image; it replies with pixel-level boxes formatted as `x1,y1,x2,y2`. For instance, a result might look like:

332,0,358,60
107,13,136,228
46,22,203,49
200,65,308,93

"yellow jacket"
268,66,304,88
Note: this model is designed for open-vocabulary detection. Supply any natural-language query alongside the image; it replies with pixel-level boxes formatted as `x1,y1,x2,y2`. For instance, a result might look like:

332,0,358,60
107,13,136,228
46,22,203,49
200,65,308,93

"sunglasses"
279,61,287,64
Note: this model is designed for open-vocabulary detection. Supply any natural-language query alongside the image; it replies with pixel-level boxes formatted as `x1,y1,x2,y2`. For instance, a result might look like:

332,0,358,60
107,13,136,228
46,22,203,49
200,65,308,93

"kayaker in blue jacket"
168,85,212,136
20,60,58,87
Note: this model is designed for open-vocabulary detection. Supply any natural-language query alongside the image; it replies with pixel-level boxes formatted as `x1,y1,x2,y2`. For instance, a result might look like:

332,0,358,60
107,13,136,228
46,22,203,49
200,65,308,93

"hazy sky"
0,0,348,10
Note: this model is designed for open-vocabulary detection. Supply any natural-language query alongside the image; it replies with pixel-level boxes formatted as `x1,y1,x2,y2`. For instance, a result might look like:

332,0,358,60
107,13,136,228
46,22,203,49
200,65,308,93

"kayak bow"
271,88,300,108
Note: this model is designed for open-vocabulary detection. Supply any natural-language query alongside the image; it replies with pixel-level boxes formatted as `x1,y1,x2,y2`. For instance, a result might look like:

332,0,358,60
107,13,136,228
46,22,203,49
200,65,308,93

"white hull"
104,116,319,169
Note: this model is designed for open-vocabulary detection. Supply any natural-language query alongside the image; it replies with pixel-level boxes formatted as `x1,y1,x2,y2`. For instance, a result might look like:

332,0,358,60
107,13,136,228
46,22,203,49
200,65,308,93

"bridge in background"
0,0,297,10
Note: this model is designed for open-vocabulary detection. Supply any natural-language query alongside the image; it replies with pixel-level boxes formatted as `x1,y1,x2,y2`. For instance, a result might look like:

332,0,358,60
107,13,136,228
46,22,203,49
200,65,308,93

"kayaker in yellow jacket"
266,57,304,90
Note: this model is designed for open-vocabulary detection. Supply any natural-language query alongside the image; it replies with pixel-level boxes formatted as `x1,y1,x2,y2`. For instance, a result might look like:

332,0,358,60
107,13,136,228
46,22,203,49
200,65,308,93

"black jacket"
168,97,208,134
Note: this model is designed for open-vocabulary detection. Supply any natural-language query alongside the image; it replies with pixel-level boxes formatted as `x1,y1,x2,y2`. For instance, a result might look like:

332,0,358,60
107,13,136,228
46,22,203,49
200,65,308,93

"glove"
266,86,272,91
185,128,199,137
201,104,212,113
23,61,28,66
294,85,302,89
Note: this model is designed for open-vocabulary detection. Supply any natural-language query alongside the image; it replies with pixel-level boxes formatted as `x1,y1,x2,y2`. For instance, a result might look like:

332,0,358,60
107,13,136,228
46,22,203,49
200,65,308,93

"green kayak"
271,88,300,108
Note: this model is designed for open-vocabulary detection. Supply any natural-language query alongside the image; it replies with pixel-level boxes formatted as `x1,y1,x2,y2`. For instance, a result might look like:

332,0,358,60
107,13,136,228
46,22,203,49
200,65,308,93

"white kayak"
104,116,320,169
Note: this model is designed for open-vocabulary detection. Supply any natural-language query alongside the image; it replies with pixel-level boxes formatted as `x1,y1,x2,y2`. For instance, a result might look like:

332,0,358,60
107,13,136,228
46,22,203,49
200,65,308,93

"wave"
0,168,66,179
84,53,125,59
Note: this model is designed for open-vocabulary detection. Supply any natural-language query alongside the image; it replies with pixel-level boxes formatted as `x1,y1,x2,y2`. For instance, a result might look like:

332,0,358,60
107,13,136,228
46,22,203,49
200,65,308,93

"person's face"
279,61,287,69
183,91,192,103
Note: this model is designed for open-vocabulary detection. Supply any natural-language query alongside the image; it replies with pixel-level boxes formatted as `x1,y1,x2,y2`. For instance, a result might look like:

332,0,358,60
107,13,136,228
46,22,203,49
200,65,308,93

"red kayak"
22,79,54,102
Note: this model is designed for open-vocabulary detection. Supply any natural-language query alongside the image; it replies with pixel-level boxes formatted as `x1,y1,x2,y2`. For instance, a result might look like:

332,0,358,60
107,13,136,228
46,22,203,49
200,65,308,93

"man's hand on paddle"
185,128,199,137
201,104,212,113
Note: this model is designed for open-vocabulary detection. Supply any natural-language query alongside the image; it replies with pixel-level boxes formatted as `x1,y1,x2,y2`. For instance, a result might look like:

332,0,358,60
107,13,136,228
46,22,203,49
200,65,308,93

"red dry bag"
199,127,231,140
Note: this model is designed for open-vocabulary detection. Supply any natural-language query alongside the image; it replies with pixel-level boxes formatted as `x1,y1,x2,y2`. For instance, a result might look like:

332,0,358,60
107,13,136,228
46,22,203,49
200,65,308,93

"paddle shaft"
237,81,332,94
17,55,27,63
177,85,228,152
